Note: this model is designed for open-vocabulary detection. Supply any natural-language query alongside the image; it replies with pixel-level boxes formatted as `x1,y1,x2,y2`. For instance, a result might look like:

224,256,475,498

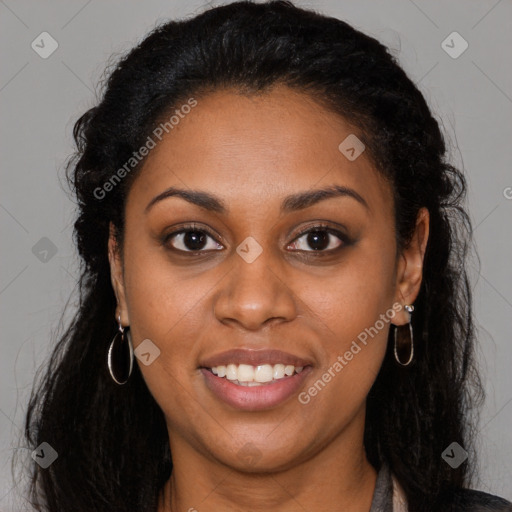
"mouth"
201,363,313,411
199,349,313,411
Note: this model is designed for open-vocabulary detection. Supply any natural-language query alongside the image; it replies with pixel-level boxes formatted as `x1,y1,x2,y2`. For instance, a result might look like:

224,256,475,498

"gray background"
1,0,511,509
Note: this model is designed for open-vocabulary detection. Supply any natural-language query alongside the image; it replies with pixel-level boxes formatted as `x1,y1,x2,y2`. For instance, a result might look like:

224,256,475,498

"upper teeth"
211,364,304,385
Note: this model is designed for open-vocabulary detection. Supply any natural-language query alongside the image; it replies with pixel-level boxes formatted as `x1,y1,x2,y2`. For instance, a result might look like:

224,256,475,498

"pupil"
184,231,206,250
307,231,329,250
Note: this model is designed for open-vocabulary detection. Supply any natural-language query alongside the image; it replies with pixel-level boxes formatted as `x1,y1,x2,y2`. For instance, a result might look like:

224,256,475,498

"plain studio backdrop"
0,0,511,509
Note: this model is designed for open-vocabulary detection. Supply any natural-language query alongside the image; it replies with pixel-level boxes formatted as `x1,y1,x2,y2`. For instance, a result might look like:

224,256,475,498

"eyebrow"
144,184,369,215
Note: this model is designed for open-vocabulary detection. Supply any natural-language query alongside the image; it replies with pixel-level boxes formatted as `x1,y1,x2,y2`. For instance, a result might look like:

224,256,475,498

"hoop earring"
394,304,414,366
107,314,134,385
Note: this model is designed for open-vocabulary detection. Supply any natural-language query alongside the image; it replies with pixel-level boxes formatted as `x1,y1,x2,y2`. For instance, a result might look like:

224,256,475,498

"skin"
108,85,429,512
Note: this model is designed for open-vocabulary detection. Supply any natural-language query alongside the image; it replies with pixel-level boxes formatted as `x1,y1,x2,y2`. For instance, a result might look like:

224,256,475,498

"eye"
287,225,348,252
163,225,223,253
162,223,350,254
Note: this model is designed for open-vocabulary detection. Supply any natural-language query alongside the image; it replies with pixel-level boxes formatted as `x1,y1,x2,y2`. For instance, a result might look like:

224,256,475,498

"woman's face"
109,85,427,472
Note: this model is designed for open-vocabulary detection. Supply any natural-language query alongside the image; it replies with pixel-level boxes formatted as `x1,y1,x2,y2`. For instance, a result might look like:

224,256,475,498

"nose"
213,249,297,331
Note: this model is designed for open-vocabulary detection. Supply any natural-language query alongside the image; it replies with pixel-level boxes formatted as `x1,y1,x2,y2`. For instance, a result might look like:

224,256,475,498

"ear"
392,207,430,326
108,222,130,326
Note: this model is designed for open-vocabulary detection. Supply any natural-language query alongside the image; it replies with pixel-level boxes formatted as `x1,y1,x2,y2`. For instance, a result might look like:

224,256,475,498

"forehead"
126,85,393,218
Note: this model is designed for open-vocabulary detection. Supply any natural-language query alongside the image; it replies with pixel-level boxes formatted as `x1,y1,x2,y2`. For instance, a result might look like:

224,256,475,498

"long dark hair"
21,1,483,510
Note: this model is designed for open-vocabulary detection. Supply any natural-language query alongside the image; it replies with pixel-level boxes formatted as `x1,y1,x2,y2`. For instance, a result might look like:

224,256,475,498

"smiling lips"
200,348,312,410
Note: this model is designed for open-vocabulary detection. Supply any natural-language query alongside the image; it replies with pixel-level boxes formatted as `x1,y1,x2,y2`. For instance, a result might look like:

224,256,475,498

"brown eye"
165,228,223,252
288,227,348,252
304,230,331,251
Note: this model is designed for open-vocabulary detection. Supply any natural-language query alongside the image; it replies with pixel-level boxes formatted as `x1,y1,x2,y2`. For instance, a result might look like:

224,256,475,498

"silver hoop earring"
107,314,134,385
394,304,414,366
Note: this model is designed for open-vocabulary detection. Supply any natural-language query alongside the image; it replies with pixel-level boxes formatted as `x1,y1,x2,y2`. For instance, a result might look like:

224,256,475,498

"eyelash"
161,222,351,255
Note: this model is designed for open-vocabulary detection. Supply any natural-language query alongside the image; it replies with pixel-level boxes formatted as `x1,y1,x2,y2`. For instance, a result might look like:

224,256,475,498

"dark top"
369,462,512,512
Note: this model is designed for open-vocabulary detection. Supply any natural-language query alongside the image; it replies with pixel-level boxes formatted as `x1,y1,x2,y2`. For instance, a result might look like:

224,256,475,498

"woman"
23,1,512,511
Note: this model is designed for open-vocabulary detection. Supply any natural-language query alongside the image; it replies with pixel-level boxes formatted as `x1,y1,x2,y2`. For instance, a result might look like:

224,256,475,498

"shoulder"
441,488,512,512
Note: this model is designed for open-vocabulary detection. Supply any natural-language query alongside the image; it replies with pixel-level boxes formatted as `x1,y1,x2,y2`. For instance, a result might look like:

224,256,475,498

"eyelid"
292,221,347,238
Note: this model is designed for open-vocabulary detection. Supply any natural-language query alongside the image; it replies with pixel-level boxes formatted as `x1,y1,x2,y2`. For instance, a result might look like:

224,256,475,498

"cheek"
295,237,396,399
121,246,211,394
301,237,397,343
123,240,213,339
122,251,210,432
